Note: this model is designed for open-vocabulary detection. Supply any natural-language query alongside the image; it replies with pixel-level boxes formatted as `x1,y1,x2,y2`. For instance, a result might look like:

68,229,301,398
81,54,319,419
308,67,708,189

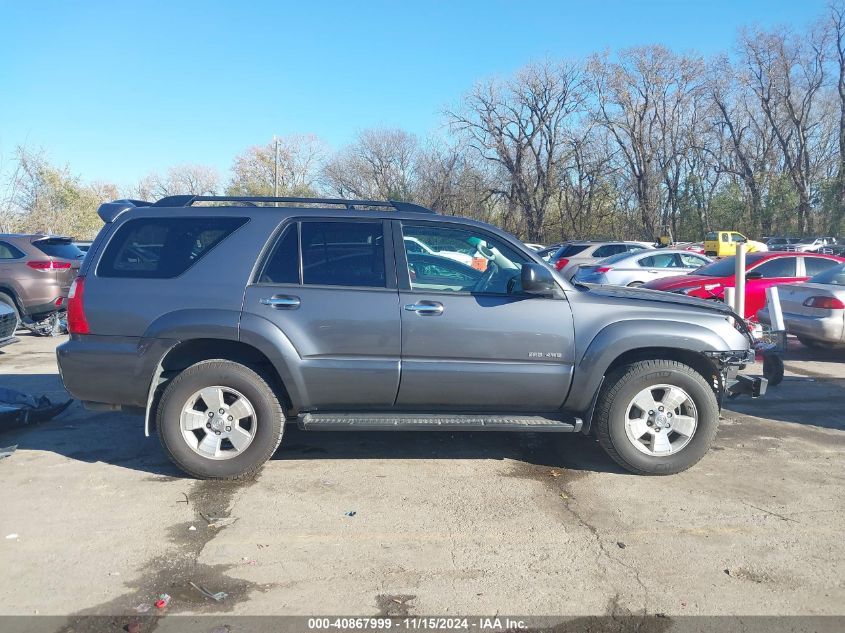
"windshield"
809,263,845,286
798,237,818,244
694,253,767,277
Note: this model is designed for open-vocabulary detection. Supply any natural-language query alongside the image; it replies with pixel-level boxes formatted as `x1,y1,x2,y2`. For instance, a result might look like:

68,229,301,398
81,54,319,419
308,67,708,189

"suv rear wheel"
594,359,718,475
157,359,284,479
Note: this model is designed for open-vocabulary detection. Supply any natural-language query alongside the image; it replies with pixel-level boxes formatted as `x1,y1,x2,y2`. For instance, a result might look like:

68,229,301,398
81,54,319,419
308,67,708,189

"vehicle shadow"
0,374,626,478
723,374,845,432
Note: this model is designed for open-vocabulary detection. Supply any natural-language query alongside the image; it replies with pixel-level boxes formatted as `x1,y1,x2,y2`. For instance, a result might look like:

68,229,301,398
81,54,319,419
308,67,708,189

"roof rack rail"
151,195,436,214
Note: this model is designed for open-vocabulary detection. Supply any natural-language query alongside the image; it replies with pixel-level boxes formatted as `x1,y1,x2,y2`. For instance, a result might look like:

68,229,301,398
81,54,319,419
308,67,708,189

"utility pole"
273,136,280,198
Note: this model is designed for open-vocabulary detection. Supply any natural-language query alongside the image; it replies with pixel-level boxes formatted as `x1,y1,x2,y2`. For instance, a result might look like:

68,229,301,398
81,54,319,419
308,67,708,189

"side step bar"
298,412,582,432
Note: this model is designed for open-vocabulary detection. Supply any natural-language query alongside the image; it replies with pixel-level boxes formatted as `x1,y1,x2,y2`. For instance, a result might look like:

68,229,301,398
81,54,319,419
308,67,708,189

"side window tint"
0,241,24,259
301,221,385,288
752,257,797,279
402,223,528,295
593,245,620,258
680,253,707,268
260,224,299,284
721,234,729,242
639,253,676,268
805,257,840,277
98,217,247,279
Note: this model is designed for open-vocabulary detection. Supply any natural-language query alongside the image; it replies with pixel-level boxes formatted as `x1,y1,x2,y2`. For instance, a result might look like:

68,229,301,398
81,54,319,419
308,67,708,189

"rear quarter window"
97,217,248,279
0,241,25,259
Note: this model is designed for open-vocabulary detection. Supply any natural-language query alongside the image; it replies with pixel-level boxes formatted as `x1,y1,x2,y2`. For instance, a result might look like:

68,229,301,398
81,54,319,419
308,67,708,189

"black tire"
627,281,644,288
594,359,719,475
0,292,20,332
762,354,784,386
156,359,285,479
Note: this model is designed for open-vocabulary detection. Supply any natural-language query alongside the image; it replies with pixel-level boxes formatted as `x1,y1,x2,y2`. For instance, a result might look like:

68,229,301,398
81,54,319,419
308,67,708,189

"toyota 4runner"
57,196,766,479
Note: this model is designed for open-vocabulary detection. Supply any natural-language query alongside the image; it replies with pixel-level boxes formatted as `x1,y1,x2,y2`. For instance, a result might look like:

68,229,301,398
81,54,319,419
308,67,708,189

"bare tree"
228,134,325,197
322,128,418,200
447,61,585,242
739,26,828,233
589,46,705,239
135,164,220,200
827,2,845,234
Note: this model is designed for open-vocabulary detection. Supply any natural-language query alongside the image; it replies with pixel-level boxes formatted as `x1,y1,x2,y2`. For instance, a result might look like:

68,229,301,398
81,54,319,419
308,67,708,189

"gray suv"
57,196,765,479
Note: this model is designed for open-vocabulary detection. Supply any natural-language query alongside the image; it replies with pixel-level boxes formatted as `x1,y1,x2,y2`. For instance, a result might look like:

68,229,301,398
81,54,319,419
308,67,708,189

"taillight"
803,296,845,309
596,266,612,273
555,258,569,271
67,276,90,334
26,261,72,270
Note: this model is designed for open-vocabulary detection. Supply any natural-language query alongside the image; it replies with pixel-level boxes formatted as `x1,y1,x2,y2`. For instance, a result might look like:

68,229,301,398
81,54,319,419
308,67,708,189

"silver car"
574,249,712,287
550,241,653,279
758,263,845,347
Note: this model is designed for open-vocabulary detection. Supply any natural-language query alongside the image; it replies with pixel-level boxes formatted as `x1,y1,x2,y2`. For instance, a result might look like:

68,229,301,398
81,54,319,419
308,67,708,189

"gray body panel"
396,292,575,410
57,201,753,429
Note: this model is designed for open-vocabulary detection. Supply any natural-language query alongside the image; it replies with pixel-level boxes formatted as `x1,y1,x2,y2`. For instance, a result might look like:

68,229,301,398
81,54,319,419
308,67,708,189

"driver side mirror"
746,271,763,280
521,263,557,297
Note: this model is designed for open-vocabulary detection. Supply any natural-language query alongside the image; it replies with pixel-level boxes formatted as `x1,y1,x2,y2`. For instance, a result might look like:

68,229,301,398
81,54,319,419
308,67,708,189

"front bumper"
703,348,768,399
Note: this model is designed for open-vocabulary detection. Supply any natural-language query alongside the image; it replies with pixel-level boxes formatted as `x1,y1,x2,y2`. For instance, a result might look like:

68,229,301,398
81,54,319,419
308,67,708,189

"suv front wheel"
157,360,285,479
594,359,718,475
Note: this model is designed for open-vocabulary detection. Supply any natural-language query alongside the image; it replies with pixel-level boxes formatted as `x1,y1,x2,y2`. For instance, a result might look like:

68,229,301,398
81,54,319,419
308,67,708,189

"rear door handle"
260,295,301,309
404,300,444,316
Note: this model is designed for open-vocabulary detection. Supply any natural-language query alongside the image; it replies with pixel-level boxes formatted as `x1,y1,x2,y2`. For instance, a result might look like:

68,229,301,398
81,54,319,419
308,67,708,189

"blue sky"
0,0,827,188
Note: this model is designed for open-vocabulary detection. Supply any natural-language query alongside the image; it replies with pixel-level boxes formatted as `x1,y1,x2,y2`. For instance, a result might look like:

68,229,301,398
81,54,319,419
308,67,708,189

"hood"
579,283,735,316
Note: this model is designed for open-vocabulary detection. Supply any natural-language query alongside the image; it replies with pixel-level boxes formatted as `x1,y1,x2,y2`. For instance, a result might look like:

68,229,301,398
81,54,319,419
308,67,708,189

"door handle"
404,301,444,316
260,295,301,309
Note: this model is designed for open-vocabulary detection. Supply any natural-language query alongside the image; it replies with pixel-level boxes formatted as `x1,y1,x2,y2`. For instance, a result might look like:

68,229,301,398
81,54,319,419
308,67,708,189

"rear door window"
98,217,247,279
751,257,797,279
300,221,385,288
804,256,840,277
592,244,627,258
639,253,679,268
554,244,590,258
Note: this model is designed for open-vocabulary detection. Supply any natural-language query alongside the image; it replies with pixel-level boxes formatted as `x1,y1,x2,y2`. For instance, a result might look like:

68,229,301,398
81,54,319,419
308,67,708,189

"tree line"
4,3,845,244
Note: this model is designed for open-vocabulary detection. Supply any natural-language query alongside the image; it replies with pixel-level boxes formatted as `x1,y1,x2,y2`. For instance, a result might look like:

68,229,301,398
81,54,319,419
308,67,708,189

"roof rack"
151,195,436,214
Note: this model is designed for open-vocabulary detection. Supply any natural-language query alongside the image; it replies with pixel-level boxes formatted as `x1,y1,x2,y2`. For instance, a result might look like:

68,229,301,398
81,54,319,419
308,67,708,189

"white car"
403,236,473,266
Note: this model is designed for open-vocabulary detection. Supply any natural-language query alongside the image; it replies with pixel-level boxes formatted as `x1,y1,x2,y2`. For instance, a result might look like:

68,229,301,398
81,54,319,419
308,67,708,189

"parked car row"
0,233,86,337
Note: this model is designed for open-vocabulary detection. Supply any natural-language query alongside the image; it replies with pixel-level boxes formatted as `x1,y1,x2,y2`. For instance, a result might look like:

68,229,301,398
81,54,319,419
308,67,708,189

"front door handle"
260,295,301,309
404,300,444,316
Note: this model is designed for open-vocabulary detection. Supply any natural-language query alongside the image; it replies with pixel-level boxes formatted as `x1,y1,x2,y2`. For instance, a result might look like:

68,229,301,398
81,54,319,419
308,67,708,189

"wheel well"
605,347,718,386
158,339,293,414
0,288,21,312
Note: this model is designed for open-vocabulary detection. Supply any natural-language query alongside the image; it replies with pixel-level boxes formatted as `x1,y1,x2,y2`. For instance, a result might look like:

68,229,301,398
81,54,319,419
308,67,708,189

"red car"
641,252,845,318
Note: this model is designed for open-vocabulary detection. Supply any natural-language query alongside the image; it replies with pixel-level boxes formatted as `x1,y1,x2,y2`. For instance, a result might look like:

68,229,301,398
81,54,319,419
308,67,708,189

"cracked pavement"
0,334,843,621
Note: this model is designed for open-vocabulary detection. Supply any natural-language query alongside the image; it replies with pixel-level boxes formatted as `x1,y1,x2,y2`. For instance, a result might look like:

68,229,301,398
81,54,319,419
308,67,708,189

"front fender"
565,318,737,413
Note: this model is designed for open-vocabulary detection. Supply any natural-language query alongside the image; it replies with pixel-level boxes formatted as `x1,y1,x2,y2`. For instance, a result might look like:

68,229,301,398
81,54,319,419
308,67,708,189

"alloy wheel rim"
624,384,697,456
180,386,257,460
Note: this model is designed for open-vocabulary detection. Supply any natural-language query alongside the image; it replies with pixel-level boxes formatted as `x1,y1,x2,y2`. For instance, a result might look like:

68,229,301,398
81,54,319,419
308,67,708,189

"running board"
298,413,581,432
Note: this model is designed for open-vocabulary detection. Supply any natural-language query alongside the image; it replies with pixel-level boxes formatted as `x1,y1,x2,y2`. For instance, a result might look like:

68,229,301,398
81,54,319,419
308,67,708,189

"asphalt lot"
0,333,843,624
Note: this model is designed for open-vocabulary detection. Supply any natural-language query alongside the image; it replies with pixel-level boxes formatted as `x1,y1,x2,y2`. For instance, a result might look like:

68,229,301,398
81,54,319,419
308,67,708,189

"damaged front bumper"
704,349,768,399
